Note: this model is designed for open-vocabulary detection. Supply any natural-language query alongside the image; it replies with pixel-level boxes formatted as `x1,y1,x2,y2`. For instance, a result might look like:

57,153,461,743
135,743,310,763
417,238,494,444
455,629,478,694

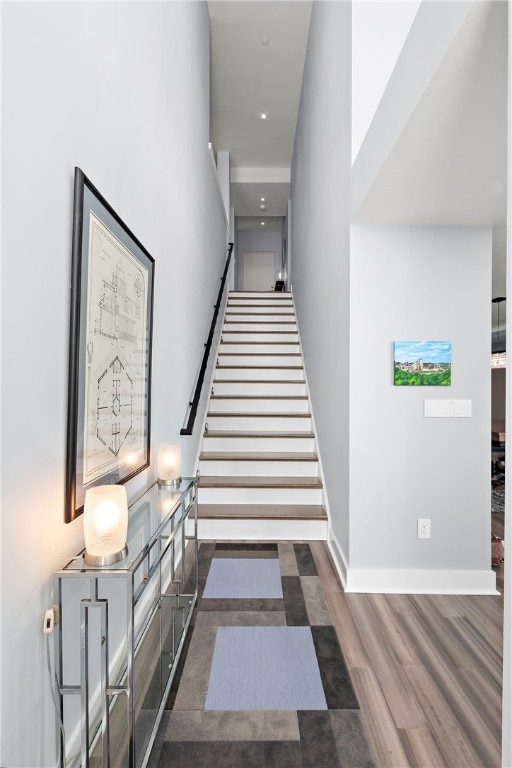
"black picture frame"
65,168,155,523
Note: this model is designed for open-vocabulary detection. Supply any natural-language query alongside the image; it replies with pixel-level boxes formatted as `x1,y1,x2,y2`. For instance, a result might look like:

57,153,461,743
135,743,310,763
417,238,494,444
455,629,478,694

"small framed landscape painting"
393,341,452,386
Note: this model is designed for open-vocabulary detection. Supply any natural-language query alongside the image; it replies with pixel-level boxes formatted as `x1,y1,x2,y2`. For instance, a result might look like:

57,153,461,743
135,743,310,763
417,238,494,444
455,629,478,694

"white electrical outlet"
417,518,431,539
42,606,59,635
43,608,54,634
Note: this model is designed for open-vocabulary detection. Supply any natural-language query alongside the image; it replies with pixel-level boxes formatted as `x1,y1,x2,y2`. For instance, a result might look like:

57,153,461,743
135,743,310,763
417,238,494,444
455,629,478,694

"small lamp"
83,485,129,566
158,443,182,488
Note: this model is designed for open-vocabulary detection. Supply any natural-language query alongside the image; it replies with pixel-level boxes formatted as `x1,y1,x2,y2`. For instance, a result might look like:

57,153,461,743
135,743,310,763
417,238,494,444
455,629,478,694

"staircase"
197,290,328,540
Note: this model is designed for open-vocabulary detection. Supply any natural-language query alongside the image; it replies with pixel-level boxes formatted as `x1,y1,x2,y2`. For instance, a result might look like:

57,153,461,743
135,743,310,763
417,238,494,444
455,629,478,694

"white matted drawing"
84,212,147,484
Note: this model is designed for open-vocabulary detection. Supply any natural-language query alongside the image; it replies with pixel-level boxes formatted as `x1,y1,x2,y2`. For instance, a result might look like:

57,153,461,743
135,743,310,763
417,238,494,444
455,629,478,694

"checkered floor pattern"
148,542,374,768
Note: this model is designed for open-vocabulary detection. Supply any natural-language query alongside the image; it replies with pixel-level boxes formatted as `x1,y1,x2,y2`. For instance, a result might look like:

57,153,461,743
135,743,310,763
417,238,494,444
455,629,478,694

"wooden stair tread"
198,476,323,488
199,451,318,461
219,341,299,345
207,411,311,418
227,312,294,316
226,305,294,308
223,321,296,325
197,504,327,520
227,299,293,302
216,365,304,370
228,296,293,300
221,330,298,334
204,430,315,438
224,310,297,323
228,304,293,308
219,353,301,357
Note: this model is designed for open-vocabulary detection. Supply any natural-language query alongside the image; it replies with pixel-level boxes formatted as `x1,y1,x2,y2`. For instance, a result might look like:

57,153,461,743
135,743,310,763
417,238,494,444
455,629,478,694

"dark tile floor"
149,541,374,768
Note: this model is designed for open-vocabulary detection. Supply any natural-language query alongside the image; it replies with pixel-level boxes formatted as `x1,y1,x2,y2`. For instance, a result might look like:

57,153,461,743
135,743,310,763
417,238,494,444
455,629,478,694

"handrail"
180,242,234,435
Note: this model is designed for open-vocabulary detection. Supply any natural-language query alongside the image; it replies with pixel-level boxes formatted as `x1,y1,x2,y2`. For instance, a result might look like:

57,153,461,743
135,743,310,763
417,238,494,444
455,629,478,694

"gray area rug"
205,625,327,710
203,557,283,599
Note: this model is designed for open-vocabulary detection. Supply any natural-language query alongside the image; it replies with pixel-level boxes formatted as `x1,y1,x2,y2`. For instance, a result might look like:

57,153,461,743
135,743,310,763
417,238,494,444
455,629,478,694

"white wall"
349,226,494,592
286,200,292,289
351,0,421,162
1,3,226,766
291,1,352,563
502,3,512,760
292,2,495,594
217,151,230,221
229,207,235,290
281,201,292,290
351,0,472,220
236,229,283,290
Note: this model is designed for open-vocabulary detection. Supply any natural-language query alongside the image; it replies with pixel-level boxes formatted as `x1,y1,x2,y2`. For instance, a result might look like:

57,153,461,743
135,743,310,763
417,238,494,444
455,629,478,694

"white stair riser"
222,315,297,333
206,415,312,431
198,487,323,505
225,305,293,315
225,313,294,320
212,381,307,396
225,310,294,318
209,398,309,413
218,344,301,354
202,436,316,451
199,460,319,476
221,332,299,342
229,291,291,299
215,368,304,381
228,301,293,309
217,355,302,367
197,518,327,541
225,317,295,325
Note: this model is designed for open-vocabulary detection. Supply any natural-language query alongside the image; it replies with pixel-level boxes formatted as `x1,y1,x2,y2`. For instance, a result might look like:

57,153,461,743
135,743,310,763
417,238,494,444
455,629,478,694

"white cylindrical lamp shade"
158,444,182,487
83,485,129,566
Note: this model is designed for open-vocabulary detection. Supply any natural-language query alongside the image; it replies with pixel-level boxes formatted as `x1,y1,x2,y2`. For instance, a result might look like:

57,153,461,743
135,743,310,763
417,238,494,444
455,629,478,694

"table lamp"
158,443,182,488
83,485,129,566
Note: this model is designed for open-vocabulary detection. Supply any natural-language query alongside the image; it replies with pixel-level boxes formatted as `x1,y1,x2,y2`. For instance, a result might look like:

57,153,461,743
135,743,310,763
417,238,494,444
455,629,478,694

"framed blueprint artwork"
65,168,155,522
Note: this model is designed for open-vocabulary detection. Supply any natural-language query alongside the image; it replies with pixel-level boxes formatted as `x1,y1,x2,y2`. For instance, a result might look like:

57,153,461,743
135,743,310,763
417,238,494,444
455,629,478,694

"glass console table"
55,478,198,768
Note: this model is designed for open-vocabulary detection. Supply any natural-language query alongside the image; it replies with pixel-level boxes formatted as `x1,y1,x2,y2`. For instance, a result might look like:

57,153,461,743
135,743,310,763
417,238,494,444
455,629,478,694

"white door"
243,251,275,291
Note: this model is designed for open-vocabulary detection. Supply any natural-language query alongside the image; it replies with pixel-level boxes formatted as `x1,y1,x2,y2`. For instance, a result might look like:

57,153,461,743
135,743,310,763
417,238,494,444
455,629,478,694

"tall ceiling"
208,1,507,298
351,0,507,298
208,1,312,229
354,1,507,229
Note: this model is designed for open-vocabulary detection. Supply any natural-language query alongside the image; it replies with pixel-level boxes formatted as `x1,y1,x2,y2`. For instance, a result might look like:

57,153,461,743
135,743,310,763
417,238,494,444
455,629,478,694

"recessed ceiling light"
261,37,269,46
259,204,266,211
260,113,267,120
261,221,265,226
260,197,265,202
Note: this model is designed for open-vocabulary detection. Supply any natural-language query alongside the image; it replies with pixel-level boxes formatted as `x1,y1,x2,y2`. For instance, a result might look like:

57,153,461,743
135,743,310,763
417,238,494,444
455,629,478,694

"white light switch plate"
424,399,472,418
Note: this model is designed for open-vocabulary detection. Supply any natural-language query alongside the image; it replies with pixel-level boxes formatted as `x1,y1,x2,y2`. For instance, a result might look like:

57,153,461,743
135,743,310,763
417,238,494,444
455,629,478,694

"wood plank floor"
309,539,504,768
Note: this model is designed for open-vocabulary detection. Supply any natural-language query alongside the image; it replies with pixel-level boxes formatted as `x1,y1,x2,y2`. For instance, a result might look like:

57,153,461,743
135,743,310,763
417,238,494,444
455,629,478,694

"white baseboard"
198,518,328,541
327,530,498,595
345,566,498,595
327,527,348,590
